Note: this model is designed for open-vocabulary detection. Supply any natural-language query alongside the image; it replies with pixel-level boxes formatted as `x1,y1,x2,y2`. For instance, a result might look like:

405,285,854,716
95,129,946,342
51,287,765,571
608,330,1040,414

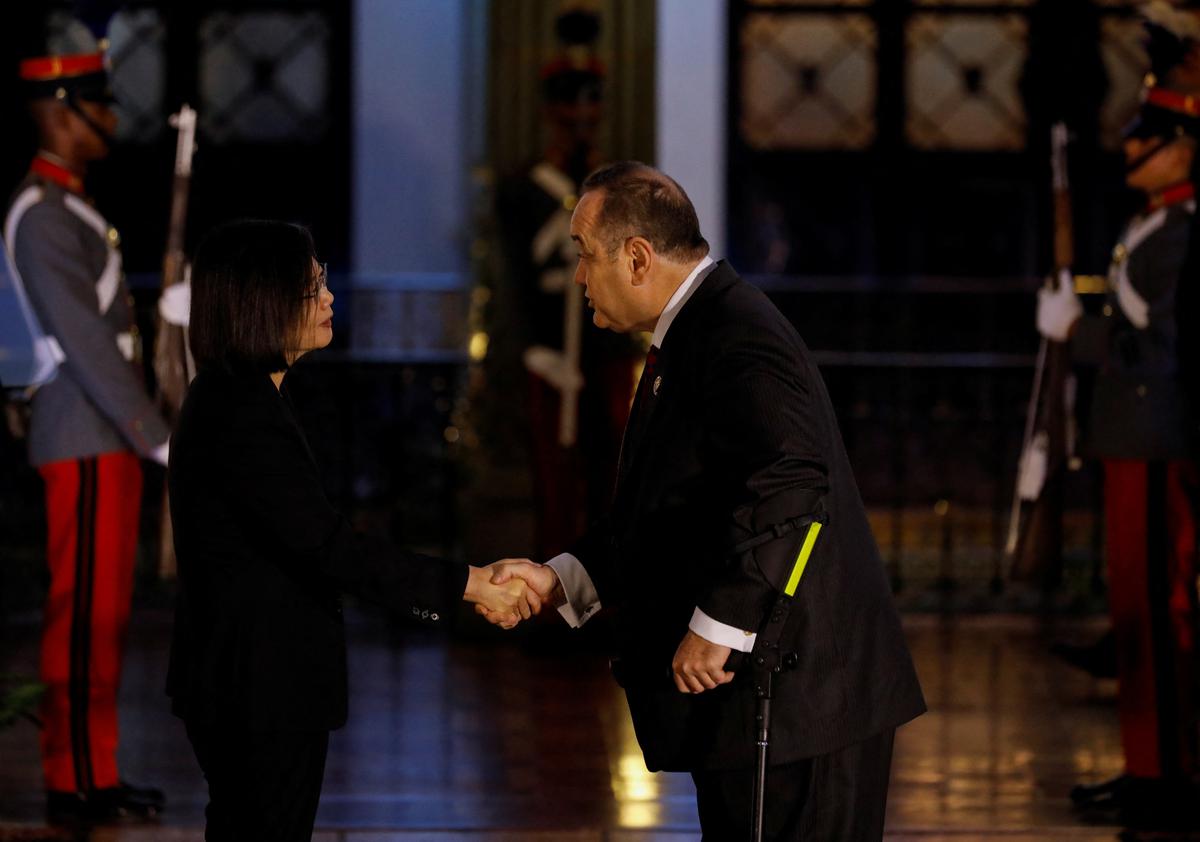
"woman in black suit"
166,220,532,841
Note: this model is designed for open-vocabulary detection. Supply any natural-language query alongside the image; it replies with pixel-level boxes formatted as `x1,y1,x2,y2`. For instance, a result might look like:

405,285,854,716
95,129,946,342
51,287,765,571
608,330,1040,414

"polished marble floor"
0,607,1178,840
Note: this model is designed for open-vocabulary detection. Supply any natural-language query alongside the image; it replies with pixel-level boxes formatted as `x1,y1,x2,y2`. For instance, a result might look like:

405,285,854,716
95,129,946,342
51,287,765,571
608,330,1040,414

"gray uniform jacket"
5,173,168,466
1072,199,1193,461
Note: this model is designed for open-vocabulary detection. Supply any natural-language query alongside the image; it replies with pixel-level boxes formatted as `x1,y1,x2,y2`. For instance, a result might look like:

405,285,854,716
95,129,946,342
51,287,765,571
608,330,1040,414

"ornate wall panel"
906,14,1029,150
739,13,877,149
108,9,167,144
199,11,330,144
42,9,167,145
726,0,1144,586
42,11,94,55
1098,14,1149,148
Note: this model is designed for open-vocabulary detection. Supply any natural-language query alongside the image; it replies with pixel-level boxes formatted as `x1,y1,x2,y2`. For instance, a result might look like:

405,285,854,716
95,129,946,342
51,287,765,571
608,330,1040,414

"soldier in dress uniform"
3,28,169,823
493,7,638,560
1037,93,1199,827
1051,3,1200,685
1142,1,1200,460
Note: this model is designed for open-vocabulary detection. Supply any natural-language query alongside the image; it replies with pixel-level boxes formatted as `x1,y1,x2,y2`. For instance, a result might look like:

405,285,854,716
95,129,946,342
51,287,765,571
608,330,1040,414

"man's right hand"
464,560,540,629
474,561,564,625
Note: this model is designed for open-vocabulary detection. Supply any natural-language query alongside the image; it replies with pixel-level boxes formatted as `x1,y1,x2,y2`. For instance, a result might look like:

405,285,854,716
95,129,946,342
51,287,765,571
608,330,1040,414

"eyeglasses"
302,262,328,300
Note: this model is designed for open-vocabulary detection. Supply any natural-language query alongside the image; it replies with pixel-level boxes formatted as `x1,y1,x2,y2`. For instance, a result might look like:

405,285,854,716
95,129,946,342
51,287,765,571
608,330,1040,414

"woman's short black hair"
189,220,319,375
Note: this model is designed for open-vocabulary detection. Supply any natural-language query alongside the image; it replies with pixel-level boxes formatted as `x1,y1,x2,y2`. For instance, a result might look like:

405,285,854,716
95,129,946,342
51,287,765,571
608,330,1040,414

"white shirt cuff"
689,607,757,652
545,552,602,628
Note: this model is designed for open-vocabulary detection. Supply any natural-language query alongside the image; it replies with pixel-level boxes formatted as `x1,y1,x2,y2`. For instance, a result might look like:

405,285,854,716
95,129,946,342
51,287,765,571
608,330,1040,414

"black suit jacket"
571,261,925,772
165,369,468,733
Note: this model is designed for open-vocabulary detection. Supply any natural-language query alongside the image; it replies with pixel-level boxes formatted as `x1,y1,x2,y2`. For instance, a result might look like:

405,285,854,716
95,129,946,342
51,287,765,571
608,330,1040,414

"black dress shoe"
46,781,165,824
98,781,166,817
1051,629,1117,679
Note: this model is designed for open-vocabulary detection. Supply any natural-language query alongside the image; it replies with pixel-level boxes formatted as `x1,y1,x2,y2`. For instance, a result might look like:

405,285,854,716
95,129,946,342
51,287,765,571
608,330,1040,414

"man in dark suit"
484,162,925,840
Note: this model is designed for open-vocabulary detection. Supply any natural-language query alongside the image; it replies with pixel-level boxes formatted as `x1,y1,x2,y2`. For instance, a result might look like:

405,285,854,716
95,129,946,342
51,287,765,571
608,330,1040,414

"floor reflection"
611,714,663,828
0,608,1141,839
890,615,1124,832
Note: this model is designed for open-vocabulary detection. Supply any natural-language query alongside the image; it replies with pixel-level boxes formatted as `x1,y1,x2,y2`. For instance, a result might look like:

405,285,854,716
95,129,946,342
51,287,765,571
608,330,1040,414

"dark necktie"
617,345,661,486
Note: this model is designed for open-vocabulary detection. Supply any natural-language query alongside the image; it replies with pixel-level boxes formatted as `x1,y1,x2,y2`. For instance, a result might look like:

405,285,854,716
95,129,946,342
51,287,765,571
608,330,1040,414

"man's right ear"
628,237,653,286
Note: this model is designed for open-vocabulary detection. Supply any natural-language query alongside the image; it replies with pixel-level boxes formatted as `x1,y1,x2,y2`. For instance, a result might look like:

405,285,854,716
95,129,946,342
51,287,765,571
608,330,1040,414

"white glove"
1036,278,1081,342
522,345,584,392
159,281,192,327
150,440,169,467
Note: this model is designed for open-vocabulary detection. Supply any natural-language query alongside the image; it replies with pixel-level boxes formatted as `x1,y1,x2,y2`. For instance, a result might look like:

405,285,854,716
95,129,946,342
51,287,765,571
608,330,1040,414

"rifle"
154,104,198,579
521,163,585,448
1005,122,1079,585
520,285,584,447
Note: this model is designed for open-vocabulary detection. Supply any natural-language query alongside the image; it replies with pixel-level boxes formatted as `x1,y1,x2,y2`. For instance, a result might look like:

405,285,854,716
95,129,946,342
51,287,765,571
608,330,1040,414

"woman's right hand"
464,561,541,629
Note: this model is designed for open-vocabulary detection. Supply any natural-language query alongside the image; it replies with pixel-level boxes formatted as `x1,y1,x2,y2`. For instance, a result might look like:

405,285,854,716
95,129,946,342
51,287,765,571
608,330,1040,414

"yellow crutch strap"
783,522,822,597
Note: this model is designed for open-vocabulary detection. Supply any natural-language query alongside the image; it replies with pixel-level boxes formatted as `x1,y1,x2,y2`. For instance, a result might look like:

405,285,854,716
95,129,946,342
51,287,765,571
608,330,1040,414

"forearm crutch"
742,517,824,842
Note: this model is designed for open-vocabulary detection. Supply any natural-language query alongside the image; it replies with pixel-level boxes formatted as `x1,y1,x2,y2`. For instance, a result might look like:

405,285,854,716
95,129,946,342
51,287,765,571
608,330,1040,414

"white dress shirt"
545,256,758,652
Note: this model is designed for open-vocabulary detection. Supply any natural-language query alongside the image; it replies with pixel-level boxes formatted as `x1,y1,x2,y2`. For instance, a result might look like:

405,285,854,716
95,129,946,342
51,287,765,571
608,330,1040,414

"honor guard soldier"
1037,93,1199,828
1051,1,1200,683
1141,1,1200,462
3,29,169,822
493,7,638,559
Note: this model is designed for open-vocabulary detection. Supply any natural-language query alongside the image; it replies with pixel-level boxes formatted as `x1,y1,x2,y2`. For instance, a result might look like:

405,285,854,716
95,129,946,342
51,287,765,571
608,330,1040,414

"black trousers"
691,728,895,842
185,718,329,842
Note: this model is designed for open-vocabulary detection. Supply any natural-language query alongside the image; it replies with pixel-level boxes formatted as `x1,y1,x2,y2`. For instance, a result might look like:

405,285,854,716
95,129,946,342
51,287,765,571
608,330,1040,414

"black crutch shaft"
751,671,773,842
753,697,770,841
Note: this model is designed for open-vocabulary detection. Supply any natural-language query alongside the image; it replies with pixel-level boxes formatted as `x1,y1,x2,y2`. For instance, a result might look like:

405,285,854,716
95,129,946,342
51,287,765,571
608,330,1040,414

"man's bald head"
580,162,709,264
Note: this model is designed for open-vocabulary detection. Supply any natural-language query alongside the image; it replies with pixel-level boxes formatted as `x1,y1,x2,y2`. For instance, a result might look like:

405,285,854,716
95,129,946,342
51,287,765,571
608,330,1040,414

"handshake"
463,559,563,630
463,558,737,694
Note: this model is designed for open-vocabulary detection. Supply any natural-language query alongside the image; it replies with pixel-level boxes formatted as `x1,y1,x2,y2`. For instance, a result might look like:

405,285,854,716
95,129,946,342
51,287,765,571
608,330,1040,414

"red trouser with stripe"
1105,459,1197,779
38,452,142,793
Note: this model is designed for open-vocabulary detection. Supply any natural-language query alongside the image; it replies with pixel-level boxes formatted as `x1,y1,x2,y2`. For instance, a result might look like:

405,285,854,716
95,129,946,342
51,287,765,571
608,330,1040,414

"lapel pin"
653,375,662,396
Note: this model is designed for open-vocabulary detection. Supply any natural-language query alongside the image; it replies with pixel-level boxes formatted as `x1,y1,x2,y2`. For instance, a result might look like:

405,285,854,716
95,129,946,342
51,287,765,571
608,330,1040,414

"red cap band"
1145,86,1200,118
19,53,105,83
540,56,606,80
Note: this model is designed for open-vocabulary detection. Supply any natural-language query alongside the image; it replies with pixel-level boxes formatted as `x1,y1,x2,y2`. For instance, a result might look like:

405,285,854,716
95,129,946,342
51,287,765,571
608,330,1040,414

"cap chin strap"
1125,136,1175,175
63,92,115,149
